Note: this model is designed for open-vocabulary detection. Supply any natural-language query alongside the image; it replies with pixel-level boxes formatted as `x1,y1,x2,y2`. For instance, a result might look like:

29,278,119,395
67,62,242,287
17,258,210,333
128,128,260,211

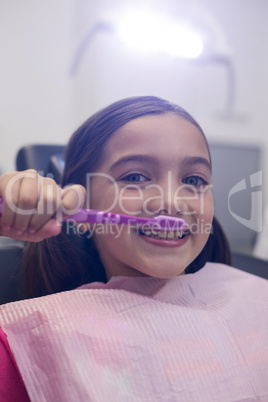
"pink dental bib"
1,263,268,401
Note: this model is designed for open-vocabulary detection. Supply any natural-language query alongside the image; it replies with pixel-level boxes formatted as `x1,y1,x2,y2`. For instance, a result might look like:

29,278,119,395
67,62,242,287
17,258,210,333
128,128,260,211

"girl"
0,96,267,401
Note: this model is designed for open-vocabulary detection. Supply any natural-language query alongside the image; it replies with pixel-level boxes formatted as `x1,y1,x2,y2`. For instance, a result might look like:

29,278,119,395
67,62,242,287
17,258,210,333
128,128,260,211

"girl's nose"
144,178,190,216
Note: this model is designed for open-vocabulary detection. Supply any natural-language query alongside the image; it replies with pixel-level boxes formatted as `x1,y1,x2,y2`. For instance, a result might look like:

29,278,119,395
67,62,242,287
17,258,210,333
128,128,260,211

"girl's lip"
137,232,189,247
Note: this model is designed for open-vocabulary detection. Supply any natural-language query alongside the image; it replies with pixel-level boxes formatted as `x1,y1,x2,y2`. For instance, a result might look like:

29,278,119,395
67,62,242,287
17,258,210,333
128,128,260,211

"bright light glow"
166,27,203,58
117,13,204,59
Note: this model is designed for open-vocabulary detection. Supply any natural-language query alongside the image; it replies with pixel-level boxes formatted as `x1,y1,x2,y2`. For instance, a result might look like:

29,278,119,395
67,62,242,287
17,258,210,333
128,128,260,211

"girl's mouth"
136,227,190,241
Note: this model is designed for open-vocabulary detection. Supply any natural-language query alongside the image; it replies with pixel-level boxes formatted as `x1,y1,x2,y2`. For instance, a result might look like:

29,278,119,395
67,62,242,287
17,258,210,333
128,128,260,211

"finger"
11,171,40,234
29,218,62,241
61,185,86,219
0,170,37,232
1,218,62,242
27,178,62,233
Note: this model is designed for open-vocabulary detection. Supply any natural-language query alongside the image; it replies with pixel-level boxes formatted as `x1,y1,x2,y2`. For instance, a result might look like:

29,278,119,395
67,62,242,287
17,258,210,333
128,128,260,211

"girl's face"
88,113,213,279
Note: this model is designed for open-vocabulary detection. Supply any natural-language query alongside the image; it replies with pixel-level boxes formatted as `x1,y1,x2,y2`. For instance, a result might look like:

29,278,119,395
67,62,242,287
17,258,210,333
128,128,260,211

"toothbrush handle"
66,209,153,226
0,198,185,230
0,199,151,226
66,209,185,230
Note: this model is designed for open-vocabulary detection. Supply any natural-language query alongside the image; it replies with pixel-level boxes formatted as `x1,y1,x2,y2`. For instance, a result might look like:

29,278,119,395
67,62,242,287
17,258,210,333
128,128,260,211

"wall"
0,0,267,202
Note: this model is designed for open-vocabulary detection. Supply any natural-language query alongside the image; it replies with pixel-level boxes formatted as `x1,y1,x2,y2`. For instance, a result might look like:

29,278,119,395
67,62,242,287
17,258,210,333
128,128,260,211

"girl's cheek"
89,179,120,210
115,189,144,215
190,192,213,218
91,182,145,215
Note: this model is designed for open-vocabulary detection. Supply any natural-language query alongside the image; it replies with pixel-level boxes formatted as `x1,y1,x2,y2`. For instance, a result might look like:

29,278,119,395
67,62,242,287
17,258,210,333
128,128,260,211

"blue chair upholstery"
16,144,65,183
231,252,268,280
0,238,25,305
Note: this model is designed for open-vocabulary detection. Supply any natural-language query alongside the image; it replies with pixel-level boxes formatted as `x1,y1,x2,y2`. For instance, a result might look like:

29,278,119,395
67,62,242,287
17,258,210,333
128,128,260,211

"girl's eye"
121,173,149,183
182,176,207,186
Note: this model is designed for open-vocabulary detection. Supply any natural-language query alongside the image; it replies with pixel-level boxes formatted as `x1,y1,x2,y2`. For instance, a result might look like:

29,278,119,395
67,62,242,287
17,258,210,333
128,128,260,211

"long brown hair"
23,96,230,298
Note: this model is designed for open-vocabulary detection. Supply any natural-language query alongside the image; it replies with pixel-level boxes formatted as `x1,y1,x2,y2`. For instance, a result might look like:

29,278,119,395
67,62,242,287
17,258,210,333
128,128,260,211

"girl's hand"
0,170,86,242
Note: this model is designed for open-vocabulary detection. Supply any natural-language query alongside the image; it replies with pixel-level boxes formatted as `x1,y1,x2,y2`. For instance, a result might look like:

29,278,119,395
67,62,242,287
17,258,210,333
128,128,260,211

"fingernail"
28,228,36,234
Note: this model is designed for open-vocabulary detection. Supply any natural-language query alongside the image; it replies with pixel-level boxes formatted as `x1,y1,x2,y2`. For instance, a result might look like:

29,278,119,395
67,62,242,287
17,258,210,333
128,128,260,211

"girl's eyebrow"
108,154,211,172
182,156,212,172
109,155,157,172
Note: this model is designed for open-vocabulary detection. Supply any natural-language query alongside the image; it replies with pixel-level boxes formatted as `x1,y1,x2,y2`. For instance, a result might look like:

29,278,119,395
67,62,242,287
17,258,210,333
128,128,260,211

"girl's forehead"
103,113,209,159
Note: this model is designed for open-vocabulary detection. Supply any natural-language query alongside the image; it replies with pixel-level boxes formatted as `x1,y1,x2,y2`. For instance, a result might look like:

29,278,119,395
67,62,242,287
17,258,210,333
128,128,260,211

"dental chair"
0,238,25,305
0,144,66,304
231,252,268,279
16,144,65,183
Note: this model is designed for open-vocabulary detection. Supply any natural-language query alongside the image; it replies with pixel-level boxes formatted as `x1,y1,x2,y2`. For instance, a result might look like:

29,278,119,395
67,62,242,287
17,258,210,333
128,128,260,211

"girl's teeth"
139,228,186,240
144,230,152,236
167,231,175,240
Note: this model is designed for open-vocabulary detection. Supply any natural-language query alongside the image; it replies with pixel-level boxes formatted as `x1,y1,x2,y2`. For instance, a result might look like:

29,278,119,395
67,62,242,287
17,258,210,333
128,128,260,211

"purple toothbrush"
0,197,185,231
66,208,185,230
